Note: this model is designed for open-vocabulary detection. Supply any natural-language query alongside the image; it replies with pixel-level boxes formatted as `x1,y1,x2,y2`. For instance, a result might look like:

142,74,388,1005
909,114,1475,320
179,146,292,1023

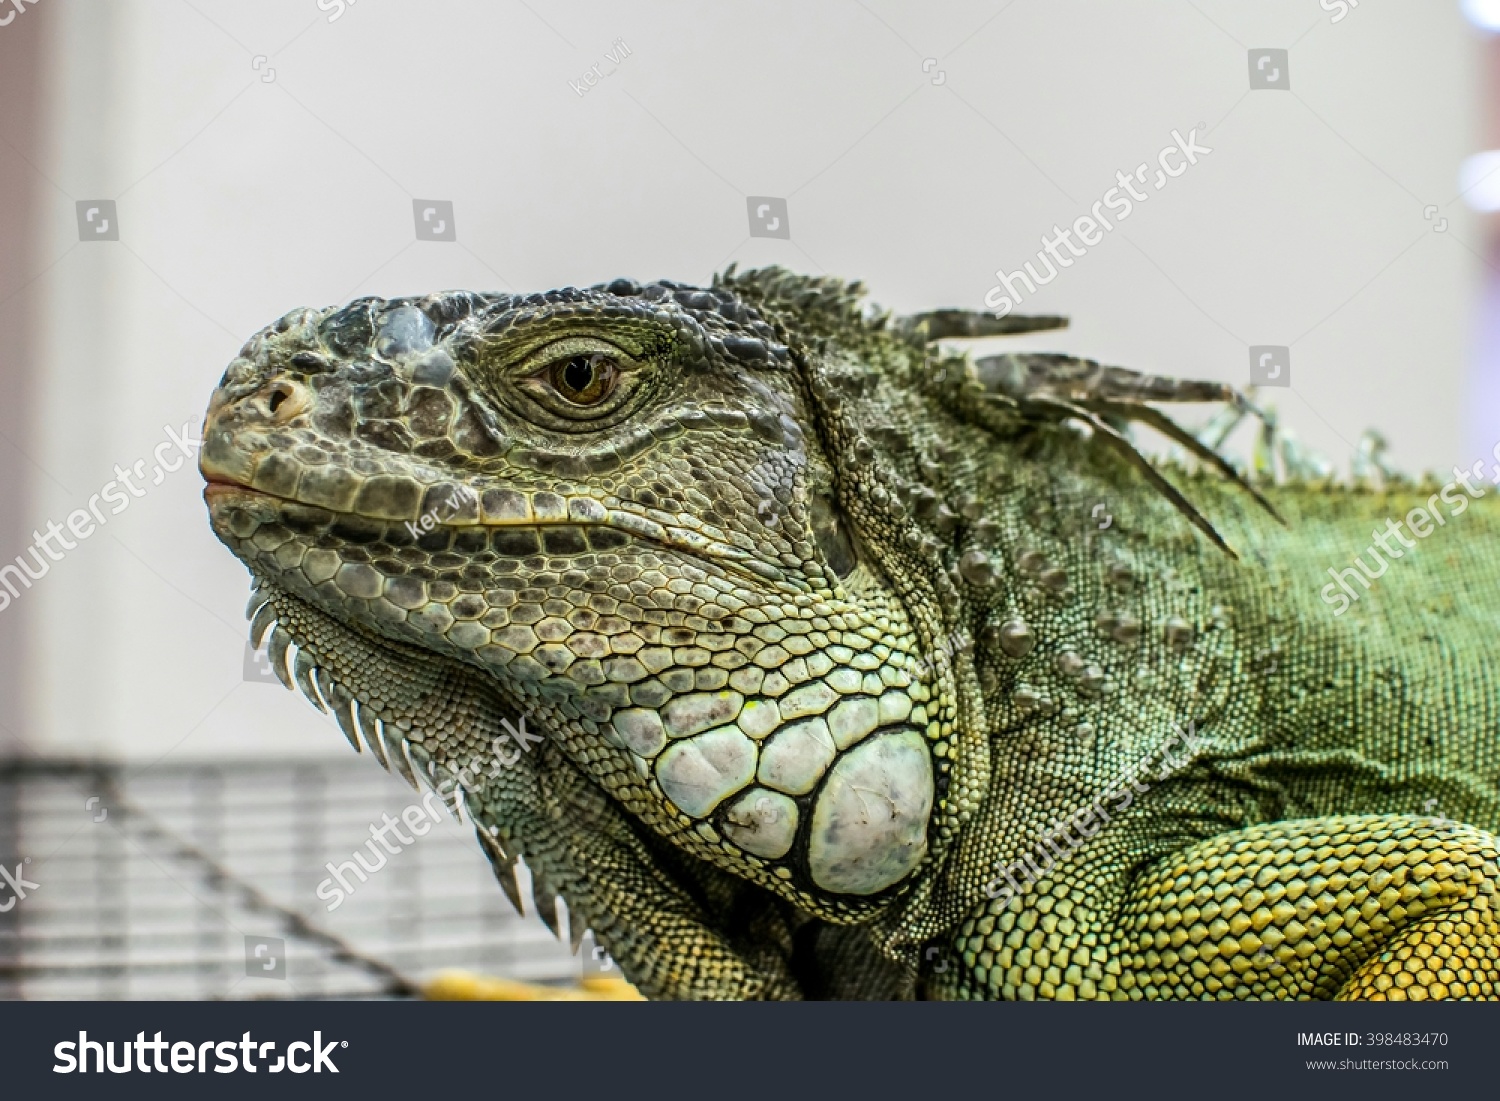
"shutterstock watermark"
0,857,38,911
316,788,452,911
1319,447,1500,616
0,423,202,614
405,484,477,540
570,37,632,97
316,0,357,23
316,714,540,910
983,722,1203,907
1321,0,1360,23
913,628,971,683
983,128,1213,318
0,0,44,30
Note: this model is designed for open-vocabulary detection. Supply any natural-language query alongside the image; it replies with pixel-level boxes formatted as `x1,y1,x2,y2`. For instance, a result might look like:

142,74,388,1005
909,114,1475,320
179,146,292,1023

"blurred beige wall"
0,0,1486,759
0,1,48,759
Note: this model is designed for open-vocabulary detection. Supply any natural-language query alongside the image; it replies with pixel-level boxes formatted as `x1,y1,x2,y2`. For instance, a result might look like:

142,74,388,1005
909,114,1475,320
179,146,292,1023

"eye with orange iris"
549,353,618,405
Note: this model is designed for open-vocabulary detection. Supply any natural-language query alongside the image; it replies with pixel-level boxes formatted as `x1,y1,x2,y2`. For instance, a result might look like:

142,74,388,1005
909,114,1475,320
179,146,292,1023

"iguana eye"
508,338,643,428
548,353,618,406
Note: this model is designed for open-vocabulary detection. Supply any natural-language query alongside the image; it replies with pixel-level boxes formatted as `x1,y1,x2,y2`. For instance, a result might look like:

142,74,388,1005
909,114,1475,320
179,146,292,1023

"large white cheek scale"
807,730,933,895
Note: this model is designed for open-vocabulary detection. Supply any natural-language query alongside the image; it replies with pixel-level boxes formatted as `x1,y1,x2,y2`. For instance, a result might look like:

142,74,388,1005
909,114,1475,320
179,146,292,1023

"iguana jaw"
203,458,941,916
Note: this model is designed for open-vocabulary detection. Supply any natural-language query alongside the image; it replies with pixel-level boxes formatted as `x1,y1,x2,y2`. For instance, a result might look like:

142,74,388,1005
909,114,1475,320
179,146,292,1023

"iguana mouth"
201,450,785,584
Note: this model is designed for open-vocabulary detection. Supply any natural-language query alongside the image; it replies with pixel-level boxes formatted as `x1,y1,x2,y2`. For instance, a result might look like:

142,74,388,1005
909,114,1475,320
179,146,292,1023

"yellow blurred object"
423,969,644,1001
578,975,646,1000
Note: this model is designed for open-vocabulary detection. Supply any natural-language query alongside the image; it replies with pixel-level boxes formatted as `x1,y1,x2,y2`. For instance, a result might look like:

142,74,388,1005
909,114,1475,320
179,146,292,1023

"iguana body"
199,269,1500,1000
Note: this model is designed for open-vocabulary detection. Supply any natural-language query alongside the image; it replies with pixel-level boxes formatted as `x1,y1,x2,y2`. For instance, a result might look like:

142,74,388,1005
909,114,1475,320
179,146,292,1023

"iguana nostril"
260,381,309,423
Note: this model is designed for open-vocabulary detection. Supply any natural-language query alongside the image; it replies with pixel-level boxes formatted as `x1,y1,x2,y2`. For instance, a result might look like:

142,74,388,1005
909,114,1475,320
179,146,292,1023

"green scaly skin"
199,269,1500,1000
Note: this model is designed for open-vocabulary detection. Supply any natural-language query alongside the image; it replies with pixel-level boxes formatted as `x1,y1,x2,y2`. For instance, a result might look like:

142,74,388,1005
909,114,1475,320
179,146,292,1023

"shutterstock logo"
54,1032,346,1074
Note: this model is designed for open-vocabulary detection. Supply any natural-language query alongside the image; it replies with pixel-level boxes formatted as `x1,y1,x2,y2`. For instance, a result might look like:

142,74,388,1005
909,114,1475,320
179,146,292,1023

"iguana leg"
951,815,1499,1000
1113,816,1500,999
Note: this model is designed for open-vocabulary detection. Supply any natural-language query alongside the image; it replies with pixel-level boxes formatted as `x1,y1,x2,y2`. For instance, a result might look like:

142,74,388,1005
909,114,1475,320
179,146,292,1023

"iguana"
199,268,1500,1000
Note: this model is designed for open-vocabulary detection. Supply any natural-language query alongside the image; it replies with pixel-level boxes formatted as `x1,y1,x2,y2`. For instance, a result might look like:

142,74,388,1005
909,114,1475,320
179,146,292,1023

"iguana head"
200,270,986,927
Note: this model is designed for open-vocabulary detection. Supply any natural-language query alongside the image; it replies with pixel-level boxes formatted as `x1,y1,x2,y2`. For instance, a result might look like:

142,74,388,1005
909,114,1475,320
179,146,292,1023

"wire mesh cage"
0,758,582,999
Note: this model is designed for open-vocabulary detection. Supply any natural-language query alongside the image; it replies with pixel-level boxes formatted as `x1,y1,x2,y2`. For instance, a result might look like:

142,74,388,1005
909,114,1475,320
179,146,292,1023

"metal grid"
0,758,581,999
